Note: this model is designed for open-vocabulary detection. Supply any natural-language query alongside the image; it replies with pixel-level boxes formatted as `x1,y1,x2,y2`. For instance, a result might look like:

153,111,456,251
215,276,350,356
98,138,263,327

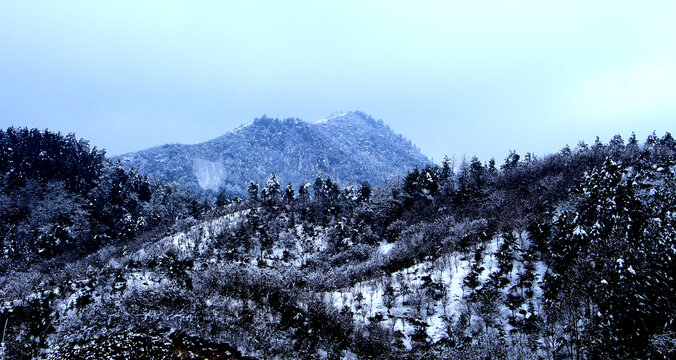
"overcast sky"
1,1,674,163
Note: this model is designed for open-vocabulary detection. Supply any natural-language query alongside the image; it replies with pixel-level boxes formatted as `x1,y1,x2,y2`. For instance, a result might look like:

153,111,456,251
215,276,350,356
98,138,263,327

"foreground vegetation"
1,128,674,359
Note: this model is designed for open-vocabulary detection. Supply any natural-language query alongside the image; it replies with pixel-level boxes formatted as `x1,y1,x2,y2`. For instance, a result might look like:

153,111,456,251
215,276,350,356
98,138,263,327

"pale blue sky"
1,1,674,163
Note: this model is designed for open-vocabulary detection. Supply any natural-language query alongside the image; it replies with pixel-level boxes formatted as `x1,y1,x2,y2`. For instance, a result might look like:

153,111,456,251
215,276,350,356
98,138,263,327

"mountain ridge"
117,111,429,196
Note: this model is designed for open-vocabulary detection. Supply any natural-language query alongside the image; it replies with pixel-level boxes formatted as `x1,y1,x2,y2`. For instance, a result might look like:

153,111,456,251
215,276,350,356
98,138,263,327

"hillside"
1,130,674,359
117,111,429,196
0,127,210,270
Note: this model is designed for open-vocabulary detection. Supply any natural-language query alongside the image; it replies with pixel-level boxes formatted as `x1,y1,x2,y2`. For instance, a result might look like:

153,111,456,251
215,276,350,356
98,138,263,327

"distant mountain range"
117,111,430,196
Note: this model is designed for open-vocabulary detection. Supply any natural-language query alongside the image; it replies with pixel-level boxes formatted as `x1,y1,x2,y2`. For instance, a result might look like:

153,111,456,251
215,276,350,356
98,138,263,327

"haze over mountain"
117,111,429,196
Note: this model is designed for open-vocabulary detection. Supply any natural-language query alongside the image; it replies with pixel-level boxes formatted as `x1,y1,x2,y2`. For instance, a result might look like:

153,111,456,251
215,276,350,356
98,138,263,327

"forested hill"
117,111,429,196
0,129,674,359
0,127,209,270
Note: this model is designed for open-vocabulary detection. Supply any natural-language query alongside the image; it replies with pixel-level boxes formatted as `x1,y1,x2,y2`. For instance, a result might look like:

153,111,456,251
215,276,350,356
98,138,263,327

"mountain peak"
118,113,429,196
316,111,378,126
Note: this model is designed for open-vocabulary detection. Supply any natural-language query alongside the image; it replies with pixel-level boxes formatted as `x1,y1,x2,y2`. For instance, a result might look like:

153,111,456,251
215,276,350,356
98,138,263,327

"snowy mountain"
117,111,429,196
2,127,674,359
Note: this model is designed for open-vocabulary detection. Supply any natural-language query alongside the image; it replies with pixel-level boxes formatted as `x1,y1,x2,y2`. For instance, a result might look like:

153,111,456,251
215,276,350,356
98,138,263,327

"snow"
126,271,166,290
378,241,394,255
131,209,251,260
193,158,226,191
232,121,253,132
117,111,429,197
573,225,587,236
316,113,348,125
325,238,513,347
321,232,556,350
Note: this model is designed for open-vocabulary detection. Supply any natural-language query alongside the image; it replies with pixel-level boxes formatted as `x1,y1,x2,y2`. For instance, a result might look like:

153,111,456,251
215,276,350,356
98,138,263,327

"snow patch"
378,242,395,255
193,159,226,191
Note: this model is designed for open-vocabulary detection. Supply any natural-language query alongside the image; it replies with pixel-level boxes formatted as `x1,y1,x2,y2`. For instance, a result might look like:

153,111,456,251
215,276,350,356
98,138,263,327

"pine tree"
247,181,259,203
356,181,371,204
136,175,152,202
487,158,498,180
342,183,355,202
313,172,325,201
403,167,421,196
608,134,624,159
469,156,485,188
215,188,230,207
382,281,396,316
298,181,311,203
625,132,640,160
324,177,340,203
441,155,453,184
420,165,440,196
282,183,295,205
261,173,281,203
502,150,520,171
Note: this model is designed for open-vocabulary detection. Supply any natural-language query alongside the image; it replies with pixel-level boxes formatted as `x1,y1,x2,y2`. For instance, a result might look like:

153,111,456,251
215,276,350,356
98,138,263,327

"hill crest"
117,111,429,196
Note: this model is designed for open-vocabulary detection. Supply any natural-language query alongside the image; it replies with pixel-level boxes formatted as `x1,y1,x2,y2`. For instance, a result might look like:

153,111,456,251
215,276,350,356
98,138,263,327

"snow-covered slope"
116,111,429,196
326,233,548,354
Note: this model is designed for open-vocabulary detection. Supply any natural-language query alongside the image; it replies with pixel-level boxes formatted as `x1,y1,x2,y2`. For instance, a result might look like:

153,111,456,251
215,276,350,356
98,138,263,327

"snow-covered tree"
261,173,281,203
356,181,371,203
297,181,311,203
247,181,259,203
282,183,295,204
312,172,325,201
